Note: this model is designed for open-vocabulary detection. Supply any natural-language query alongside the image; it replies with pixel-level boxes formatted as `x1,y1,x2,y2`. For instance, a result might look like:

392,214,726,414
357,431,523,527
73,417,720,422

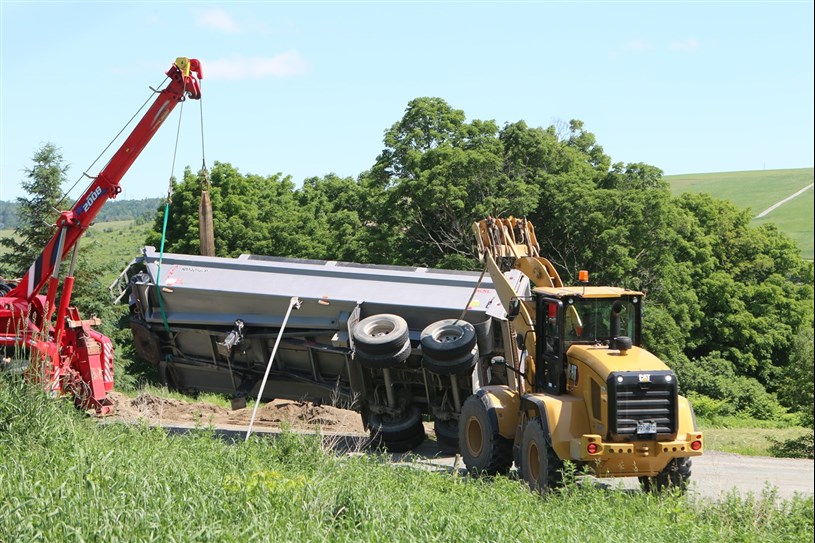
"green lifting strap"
155,201,172,333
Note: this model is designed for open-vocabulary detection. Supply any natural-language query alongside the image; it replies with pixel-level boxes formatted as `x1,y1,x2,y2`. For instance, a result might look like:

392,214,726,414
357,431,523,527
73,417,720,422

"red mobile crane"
0,57,203,412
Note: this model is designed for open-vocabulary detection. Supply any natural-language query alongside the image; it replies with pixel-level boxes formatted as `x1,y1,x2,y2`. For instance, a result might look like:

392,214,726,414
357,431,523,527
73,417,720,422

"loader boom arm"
472,217,567,389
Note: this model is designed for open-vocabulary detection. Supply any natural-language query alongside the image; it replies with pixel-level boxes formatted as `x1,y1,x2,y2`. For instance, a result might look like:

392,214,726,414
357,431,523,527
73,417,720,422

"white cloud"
670,38,701,52
196,8,242,33
205,52,310,80
623,39,651,52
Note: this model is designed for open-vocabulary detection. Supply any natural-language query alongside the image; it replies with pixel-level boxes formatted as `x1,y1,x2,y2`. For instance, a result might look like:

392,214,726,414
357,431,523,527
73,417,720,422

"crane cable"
55,76,170,212
154,77,190,334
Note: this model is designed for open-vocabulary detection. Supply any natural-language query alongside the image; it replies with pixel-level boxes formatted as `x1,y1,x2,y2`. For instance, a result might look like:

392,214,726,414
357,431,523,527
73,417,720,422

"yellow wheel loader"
460,217,703,491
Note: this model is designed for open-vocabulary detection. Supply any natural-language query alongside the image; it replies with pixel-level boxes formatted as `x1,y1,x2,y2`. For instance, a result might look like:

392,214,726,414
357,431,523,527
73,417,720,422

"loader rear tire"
639,458,691,493
459,395,513,476
420,319,477,361
353,314,410,356
520,419,564,492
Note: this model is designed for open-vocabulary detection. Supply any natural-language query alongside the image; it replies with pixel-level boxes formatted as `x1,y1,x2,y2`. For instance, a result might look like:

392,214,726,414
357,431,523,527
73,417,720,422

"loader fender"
521,393,590,461
678,395,700,433
474,386,520,440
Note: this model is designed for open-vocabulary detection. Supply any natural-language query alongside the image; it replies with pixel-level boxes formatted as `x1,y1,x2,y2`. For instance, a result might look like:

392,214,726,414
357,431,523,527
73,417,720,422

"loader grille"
607,371,678,440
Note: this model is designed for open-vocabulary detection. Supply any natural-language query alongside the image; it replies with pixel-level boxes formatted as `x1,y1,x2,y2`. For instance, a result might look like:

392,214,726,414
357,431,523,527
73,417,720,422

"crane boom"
0,57,202,412
9,57,202,301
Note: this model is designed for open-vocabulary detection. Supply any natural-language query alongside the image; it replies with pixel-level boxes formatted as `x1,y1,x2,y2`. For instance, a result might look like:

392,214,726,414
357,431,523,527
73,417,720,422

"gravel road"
403,441,814,500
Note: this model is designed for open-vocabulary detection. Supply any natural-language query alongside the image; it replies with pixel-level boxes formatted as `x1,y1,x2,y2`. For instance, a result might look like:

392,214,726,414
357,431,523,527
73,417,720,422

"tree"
0,143,68,278
779,325,814,427
141,100,814,424
369,98,539,267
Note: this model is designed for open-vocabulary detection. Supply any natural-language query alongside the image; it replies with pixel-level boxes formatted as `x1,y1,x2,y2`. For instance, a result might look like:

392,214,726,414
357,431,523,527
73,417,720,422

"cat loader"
458,217,703,491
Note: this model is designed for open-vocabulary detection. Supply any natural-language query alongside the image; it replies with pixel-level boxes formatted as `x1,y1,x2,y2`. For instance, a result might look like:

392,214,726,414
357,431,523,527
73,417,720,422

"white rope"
245,296,301,441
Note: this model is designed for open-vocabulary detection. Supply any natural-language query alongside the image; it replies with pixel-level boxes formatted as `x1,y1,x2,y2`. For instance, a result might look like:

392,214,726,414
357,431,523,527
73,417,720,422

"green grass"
753,187,814,261
76,219,152,285
1,379,812,543
700,426,811,457
0,219,150,285
665,168,814,259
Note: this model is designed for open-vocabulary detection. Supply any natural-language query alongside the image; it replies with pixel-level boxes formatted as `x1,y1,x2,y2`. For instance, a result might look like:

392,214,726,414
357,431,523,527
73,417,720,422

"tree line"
5,98,813,428
153,98,813,426
0,193,161,229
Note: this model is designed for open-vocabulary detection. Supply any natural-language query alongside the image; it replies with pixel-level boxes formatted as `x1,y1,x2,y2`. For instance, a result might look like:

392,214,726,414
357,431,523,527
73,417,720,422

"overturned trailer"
120,247,526,450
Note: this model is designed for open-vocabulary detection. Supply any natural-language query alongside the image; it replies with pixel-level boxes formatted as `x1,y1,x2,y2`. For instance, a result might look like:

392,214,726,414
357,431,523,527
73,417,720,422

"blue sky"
1,1,813,202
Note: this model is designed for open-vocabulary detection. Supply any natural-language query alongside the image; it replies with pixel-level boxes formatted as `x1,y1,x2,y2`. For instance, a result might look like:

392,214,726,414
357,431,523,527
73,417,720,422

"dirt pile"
105,391,366,434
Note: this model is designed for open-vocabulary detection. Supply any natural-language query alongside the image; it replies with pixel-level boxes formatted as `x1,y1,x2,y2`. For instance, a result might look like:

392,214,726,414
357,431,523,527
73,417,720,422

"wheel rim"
364,322,394,337
434,325,463,343
527,441,540,481
466,416,483,456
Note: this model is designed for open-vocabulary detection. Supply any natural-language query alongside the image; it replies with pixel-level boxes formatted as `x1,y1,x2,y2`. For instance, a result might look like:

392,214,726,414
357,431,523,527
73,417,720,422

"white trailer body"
123,247,527,450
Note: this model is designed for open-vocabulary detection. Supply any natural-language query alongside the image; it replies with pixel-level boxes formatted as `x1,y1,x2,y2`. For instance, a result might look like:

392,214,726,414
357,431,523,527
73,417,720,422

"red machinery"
0,57,203,412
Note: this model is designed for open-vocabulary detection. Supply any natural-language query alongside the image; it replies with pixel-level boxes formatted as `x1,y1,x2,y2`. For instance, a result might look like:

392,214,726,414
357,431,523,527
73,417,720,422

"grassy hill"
0,219,151,285
665,168,814,260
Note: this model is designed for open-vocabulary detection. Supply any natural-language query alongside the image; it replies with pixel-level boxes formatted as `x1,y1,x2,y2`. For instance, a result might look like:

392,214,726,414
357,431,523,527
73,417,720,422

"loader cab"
533,287,644,395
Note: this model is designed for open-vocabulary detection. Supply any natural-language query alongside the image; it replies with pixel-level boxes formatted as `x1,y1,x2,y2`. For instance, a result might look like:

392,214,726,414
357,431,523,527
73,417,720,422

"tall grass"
1,376,812,542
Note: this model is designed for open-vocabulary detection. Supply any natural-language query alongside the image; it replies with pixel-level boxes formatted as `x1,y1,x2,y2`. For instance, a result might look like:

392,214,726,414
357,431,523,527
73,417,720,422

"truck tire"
459,395,513,475
366,404,426,452
355,339,411,369
520,419,564,492
353,314,410,356
433,418,459,453
378,428,426,453
421,346,478,376
420,319,477,361
639,458,691,493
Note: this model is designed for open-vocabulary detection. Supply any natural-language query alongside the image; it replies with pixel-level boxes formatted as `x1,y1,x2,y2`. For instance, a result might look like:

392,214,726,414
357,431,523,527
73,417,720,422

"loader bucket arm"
472,217,563,288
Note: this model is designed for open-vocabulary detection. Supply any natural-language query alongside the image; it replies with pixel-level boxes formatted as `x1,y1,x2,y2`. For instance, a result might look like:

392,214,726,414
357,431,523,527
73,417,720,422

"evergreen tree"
0,143,67,278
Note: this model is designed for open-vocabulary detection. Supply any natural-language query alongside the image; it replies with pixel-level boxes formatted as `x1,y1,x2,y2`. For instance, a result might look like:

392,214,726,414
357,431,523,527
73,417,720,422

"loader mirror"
507,298,521,320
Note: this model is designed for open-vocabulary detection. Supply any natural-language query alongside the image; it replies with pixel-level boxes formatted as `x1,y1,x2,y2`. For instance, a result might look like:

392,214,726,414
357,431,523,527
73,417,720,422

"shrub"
769,430,814,459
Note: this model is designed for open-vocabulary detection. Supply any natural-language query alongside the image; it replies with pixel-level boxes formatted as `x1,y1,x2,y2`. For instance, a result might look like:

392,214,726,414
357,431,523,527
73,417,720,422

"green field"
0,219,150,284
665,168,814,259
1,380,812,543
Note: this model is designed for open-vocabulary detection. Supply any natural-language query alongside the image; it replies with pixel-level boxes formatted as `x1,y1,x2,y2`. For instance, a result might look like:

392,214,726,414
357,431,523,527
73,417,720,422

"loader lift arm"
0,57,202,411
472,216,571,391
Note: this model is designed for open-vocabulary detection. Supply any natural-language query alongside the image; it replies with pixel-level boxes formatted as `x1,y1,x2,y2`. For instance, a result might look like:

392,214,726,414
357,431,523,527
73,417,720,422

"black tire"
639,458,692,493
422,346,478,376
459,395,513,476
379,427,427,453
520,419,564,492
433,418,459,453
355,340,411,369
366,404,426,452
353,314,410,356
420,319,477,361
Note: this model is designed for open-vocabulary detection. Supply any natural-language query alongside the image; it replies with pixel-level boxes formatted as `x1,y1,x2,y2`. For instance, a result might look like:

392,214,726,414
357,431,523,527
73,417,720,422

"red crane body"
0,57,202,411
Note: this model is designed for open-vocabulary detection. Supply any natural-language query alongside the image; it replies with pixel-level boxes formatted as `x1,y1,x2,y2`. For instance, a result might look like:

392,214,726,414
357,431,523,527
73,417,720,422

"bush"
769,430,814,459
686,392,735,418
678,353,789,422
